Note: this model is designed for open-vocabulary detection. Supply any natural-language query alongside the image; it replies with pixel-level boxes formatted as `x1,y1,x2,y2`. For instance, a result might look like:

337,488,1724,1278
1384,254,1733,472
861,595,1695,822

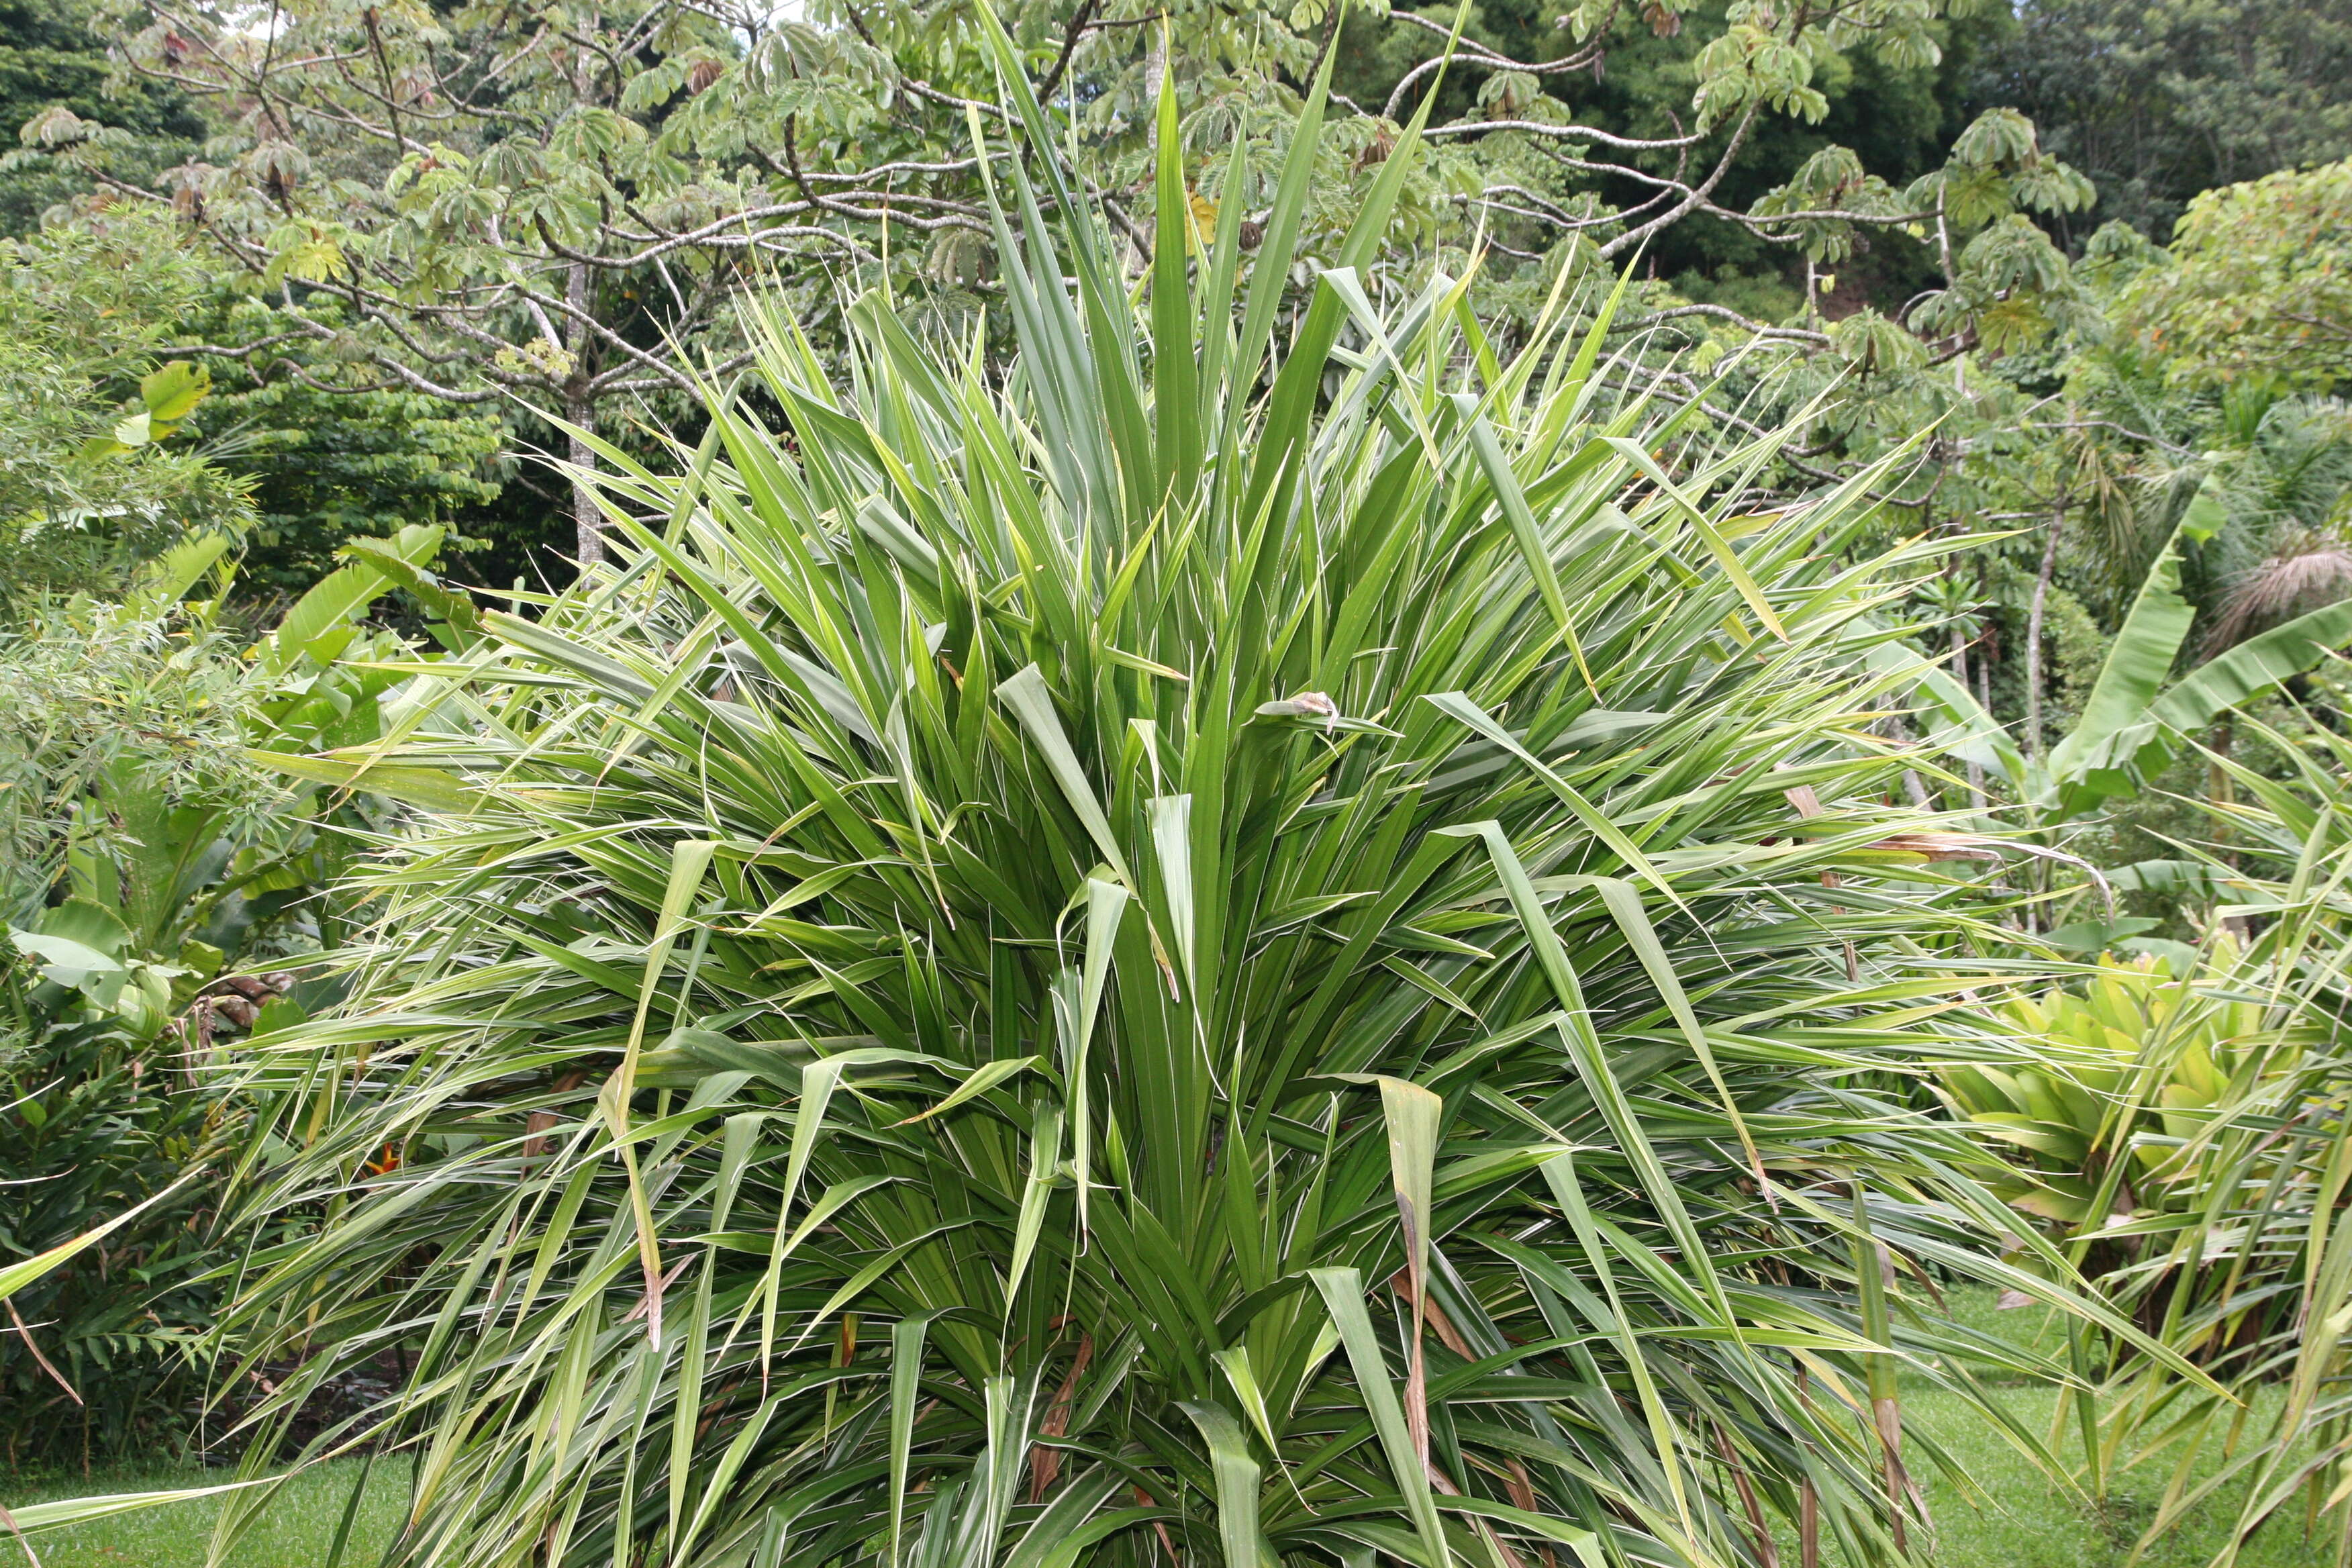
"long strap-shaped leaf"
1442,822,1751,1342
1585,875,1769,1196
1310,1267,1451,1567
999,665,1135,887
890,1310,945,1568
1181,1400,1269,1568
1379,1075,1443,1476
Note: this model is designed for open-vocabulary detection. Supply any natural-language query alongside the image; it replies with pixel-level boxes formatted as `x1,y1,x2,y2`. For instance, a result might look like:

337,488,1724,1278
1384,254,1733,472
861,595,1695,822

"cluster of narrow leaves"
203,45,2123,1568
1953,936,2352,1567
2051,714,2352,1567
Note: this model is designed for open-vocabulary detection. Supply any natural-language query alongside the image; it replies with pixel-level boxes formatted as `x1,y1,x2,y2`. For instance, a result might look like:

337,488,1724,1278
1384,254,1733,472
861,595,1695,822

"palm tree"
208,44,2139,1568
2198,391,2352,650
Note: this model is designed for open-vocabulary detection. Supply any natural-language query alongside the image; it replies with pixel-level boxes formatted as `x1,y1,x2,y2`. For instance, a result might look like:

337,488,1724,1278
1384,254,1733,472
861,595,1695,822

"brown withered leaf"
1865,832,2001,861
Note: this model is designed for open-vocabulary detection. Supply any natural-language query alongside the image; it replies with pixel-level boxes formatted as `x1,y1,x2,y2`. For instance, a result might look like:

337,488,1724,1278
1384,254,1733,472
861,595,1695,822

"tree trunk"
1975,620,1995,718
2211,719,2252,940
568,397,601,566
1952,626,1986,808
1881,711,1934,809
2026,505,2063,761
1142,28,1167,111
565,259,601,566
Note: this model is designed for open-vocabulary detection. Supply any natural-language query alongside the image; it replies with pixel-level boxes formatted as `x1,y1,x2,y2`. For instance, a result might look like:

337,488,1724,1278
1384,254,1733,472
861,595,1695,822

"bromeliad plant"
2104,724,2352,1565
1944,952,2310,1238
1946,938,2352,1565
202,47,2134,1568
1942,709,2352,1565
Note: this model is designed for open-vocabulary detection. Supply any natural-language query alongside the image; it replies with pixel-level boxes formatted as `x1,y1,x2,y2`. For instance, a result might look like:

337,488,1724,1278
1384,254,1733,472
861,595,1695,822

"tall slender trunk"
565,260,601,566
1887,713,1933,809
2211,720,2252,940
2026,505,2063,761
1142,29,1167,118
568,397,600,565
2209,720,2235,831
1952,626,1986,808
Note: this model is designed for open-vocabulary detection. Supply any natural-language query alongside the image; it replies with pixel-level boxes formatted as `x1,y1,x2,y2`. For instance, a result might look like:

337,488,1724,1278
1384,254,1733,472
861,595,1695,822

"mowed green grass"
1,1455,408,1567
3,1292,2341,1567
1790,1287,2339,1568
1868,1385,2331,1568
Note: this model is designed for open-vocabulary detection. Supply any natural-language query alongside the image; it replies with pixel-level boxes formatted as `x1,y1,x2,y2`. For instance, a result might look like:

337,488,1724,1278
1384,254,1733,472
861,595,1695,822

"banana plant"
9,897,189,1041
1885,527,2352,826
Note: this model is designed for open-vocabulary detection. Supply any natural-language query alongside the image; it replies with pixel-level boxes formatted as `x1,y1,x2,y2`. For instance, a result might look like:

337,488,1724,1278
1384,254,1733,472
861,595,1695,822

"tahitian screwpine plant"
188,40,2167,1568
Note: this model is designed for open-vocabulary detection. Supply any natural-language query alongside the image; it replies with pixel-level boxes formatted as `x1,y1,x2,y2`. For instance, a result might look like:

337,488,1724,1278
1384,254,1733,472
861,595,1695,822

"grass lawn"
1797,1287,2339,1567
1,1456,408,1567
3,1291,2341,1566
1873,1384,2331,1568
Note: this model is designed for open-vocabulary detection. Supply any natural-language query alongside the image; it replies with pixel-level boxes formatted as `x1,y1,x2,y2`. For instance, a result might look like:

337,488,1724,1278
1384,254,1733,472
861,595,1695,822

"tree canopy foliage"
2122,159,2352,393
1980,0,2352,239
13,0,2100,559
0,208,250,605
0,0,197,232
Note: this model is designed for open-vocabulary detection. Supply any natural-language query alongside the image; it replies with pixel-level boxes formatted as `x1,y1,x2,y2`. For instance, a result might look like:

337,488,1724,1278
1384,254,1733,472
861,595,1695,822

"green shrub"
1,528,461,1463
1943,712,2352,1560
200,66,2128,1568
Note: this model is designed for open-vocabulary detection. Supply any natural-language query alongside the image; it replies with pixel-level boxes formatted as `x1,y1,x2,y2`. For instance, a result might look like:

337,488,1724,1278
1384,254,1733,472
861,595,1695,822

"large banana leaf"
203,50,2118,1568
1881,528,2352,824
2149,598,2352,734
2041,535,2198,815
